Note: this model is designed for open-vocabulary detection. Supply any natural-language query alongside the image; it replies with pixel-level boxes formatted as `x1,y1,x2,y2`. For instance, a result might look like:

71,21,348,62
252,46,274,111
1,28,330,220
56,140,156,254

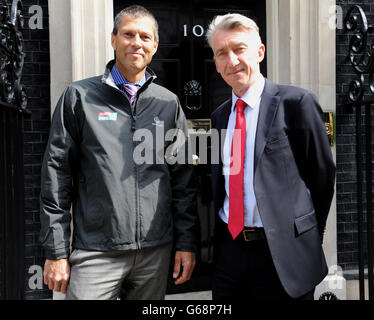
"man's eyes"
235,47,246,53
216,47,246,57
122,32,152,41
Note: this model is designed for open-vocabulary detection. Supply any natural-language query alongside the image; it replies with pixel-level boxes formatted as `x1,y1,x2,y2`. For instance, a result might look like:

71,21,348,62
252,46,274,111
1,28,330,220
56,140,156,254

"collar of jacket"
101,59,157,91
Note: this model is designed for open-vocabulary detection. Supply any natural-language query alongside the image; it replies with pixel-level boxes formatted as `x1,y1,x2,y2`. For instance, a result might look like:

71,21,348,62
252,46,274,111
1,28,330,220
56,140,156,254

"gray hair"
113,5,159,42
206,13,261,49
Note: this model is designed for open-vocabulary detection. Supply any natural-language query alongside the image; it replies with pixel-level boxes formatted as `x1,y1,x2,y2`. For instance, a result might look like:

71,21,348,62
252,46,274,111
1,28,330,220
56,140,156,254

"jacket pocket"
68,249,79,263
294,210,317,236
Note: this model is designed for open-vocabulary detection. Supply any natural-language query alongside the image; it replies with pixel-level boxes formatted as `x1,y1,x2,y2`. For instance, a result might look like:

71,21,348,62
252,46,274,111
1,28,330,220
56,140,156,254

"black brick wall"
21,0,51,299
336,0,374,274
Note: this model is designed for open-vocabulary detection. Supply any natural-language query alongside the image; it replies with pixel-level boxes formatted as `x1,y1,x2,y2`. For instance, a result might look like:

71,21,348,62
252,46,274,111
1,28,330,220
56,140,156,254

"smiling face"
111,15,158,83
212,27,265,97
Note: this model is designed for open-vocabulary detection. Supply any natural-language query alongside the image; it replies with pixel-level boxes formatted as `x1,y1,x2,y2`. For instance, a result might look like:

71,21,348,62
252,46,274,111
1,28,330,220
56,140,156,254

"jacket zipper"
113,87,141,250
106,77,155,250
132,107,141,250
113,88,140,249
131,82,152,250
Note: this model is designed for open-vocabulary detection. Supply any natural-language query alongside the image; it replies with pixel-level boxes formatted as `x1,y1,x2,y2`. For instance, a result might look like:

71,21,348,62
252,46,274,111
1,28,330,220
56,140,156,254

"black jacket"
40,60,198,260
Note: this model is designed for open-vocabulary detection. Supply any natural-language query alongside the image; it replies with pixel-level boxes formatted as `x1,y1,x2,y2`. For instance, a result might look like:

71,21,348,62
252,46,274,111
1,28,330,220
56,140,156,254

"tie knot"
236,99,247,114
122,83,140,94
122,83,141,103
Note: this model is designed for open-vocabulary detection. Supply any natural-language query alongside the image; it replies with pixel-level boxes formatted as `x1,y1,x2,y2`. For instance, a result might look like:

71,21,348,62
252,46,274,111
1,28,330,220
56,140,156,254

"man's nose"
131,34,142,47
227,51,239,67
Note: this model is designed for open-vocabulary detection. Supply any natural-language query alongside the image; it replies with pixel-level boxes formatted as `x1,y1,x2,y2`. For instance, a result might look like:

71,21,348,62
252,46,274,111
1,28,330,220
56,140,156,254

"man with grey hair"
208,13,335,300
40,5,198,300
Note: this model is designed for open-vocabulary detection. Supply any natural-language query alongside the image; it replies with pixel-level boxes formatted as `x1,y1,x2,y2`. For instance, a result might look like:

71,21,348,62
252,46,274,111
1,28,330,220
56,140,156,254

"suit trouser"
212,226,315,300
65,243,172,300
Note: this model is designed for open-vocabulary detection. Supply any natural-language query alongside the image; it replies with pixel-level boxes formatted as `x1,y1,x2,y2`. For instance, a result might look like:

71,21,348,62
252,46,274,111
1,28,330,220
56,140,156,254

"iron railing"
0,0,27,300
345,4,374,301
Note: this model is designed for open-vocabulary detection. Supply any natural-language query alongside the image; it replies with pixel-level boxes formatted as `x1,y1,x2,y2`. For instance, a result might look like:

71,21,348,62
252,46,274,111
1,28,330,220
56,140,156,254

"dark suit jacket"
210,79,336,298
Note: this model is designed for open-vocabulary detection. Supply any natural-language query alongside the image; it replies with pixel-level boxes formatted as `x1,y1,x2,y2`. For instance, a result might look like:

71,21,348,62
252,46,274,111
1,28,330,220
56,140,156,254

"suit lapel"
215,99,232,165
215,99,232,132
254,80,280,172
211,99,231,214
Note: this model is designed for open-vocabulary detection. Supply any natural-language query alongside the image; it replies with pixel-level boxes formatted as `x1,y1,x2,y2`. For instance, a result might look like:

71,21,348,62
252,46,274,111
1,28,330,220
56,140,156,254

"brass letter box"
324,111,334,146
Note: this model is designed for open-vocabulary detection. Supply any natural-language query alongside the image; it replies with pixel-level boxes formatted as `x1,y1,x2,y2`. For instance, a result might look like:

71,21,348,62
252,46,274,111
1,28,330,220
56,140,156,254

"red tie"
228,99,247,239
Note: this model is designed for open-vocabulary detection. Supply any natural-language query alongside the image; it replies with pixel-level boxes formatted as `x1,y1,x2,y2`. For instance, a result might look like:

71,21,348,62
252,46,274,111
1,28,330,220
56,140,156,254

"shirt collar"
111,64,148,87
231,74,265,112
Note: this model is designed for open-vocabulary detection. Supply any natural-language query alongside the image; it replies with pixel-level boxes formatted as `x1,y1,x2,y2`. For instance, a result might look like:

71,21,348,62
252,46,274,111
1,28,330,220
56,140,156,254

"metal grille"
0,0,28,300
345,5,374,300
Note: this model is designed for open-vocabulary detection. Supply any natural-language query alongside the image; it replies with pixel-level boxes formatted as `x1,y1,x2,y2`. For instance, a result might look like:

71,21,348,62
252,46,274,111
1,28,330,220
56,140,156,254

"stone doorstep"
52,290,213,300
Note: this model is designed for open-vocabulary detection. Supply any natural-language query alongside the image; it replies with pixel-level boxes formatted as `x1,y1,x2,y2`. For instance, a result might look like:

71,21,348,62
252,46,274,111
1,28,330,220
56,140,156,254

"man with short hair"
207,13,335,300
40,5,198,300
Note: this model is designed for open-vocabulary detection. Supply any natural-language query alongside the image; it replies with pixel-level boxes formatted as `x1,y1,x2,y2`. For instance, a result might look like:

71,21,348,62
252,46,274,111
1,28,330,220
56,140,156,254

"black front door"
113,0,267,294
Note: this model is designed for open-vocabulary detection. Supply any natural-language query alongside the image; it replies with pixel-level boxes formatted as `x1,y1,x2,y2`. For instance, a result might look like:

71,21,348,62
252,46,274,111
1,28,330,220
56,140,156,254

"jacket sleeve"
39,86,81,260
291,91,336,242
167,98,199,253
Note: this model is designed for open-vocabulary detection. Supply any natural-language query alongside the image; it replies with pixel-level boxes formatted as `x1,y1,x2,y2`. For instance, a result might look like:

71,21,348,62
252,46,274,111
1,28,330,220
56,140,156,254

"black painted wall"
336,0,374,276
21,0,51,299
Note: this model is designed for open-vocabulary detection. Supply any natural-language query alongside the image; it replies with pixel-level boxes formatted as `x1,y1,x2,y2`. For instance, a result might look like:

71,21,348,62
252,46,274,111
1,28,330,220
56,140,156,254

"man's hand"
173,251,196,285
43,259,70,293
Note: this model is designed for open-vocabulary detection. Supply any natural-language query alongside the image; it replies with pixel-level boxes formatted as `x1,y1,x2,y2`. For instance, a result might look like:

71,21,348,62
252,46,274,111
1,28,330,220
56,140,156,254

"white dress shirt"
219,75,265,228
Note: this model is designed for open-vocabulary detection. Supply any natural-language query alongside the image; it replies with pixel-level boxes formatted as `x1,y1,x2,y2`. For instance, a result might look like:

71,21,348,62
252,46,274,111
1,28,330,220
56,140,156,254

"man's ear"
213,56,220,74
111,32,116,51
153,40,159,55
258,44,265,63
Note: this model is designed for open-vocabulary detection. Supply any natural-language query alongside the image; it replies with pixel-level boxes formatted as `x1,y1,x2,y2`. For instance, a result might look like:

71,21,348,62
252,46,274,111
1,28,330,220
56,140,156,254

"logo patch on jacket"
98,112,118,121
